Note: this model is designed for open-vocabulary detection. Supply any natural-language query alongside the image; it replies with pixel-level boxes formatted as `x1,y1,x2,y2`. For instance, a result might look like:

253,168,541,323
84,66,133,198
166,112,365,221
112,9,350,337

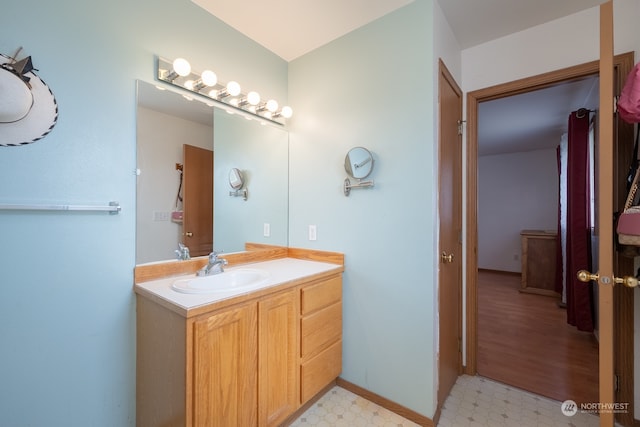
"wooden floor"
477,270,599,405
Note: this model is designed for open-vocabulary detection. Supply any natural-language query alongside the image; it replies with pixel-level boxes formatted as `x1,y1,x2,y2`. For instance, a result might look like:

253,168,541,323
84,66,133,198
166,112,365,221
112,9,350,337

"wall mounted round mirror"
344,147,374,179
229,168,244,189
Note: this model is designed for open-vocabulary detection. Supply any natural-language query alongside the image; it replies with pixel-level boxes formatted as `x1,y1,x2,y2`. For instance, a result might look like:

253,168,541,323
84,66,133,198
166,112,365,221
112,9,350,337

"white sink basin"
171,268,270,294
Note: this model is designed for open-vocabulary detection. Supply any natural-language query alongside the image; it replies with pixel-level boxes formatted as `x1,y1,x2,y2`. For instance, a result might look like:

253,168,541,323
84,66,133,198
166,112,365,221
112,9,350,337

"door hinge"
614,95,618,114
457,120,465,136
614,373,620,392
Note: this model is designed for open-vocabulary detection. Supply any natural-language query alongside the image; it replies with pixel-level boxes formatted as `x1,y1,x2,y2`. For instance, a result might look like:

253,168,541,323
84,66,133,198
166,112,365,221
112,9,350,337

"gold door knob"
577,270,638,288
441,252,454,263
185,232,193,237
577,270,598,282
614,276,639,288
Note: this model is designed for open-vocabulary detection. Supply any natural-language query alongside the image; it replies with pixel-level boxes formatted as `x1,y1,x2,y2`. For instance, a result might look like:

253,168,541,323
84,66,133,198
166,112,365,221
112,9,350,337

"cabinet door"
193,303,258,427
258,290,299,427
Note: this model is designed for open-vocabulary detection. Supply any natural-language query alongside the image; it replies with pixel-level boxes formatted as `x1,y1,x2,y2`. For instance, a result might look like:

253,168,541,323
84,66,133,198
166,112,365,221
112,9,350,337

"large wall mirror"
136,80,289,264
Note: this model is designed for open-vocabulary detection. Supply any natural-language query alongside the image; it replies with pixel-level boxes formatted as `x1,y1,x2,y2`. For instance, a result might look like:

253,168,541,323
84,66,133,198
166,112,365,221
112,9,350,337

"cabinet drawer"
301,276,342,315
300,339,342,402
301,302,342,358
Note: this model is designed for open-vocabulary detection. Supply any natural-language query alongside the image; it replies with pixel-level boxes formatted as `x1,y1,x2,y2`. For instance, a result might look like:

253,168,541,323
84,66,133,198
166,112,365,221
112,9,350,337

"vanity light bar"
156,56,293,125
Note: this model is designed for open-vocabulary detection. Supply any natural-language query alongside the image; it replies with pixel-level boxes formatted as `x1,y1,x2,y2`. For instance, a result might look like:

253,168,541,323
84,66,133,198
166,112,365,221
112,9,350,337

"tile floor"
290,385,421,427
291,375,604,427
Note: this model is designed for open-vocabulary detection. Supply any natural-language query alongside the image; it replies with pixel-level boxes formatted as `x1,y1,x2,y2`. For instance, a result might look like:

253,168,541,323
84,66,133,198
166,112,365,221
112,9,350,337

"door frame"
465,52,635,420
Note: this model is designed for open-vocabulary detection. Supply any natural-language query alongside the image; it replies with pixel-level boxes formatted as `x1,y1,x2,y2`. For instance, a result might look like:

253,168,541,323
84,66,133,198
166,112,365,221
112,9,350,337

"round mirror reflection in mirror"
344,147,374,179
229,168,244,190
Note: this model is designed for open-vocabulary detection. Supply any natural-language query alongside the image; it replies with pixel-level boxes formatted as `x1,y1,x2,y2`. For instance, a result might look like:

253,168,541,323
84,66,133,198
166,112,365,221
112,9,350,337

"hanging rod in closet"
0,201,121,214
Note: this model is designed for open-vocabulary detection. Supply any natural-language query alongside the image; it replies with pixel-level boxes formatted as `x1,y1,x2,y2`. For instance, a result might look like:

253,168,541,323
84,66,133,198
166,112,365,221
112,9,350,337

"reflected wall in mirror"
214,109,288,252
136,80,289,264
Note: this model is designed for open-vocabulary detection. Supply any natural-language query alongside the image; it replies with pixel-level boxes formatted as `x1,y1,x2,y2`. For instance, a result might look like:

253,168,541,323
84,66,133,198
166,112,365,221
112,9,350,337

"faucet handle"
176,243,191,260
209,250,224,261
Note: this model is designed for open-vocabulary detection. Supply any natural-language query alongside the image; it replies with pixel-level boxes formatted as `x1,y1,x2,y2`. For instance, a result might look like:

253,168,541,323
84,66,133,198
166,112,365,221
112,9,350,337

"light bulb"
266,99,279,112
172,58,191,77
247,91,261,106
201,70,217,87
281,106,293,118
184,80,195,90
229,98,239,107
208,89,218,98
227,81,241,97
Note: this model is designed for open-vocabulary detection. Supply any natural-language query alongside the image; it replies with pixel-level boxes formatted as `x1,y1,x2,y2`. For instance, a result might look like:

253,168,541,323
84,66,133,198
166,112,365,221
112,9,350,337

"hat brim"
0,54,58,147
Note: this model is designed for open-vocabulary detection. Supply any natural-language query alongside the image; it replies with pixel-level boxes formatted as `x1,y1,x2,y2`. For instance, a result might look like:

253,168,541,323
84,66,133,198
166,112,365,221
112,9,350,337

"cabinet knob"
185,232,193,237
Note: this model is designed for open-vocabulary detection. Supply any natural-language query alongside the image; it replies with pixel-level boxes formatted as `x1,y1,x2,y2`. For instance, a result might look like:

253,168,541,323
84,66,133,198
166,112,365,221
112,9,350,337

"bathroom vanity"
134,246,344,427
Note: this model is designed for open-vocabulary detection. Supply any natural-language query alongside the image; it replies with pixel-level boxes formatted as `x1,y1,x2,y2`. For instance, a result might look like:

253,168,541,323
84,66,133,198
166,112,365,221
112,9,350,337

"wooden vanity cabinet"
136,273,342,427
192,302,258,426
300,275,343,402
258,290,299,427
192,290,299,427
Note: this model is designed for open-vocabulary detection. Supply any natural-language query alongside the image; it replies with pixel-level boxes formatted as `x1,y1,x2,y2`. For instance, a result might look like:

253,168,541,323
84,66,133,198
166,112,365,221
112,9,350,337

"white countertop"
135,257,342,311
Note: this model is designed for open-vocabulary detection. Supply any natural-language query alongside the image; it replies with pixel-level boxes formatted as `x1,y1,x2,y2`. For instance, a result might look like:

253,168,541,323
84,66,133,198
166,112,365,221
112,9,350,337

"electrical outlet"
263,223,270,237
153,211,170,222
308,225,317,241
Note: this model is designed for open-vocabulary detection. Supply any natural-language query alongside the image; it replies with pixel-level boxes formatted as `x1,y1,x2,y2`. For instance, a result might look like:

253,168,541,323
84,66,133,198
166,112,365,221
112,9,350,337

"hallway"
477,270,599,405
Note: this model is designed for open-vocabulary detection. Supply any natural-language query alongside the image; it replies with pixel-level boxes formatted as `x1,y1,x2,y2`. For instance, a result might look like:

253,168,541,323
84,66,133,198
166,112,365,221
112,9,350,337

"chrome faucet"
175,243,190,261
197,251,228,276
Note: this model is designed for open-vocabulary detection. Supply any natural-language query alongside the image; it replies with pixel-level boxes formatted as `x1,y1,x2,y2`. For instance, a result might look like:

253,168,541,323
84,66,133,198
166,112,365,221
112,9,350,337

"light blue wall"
0,0,286,425
214,110,289,253
1,0,446,423
288,0,439,416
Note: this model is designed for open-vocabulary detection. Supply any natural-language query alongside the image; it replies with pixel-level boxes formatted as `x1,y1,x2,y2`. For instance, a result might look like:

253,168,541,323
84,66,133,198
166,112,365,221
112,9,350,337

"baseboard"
478,268,521,276
336,377,435,427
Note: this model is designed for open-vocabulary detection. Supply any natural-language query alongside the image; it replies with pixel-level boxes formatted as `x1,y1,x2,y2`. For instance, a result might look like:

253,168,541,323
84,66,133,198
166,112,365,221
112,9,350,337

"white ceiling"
191,0,415,62
438,0,607,49
146,0,610,155
192,0,608,61
478,76,599,156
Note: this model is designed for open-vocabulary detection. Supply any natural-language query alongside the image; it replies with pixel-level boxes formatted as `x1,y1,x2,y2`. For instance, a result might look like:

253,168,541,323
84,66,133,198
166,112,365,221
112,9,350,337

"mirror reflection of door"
183,144,214,256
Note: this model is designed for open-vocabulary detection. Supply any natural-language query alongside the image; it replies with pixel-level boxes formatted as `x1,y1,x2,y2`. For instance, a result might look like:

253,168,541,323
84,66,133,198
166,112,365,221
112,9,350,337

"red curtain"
565,111,594,332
